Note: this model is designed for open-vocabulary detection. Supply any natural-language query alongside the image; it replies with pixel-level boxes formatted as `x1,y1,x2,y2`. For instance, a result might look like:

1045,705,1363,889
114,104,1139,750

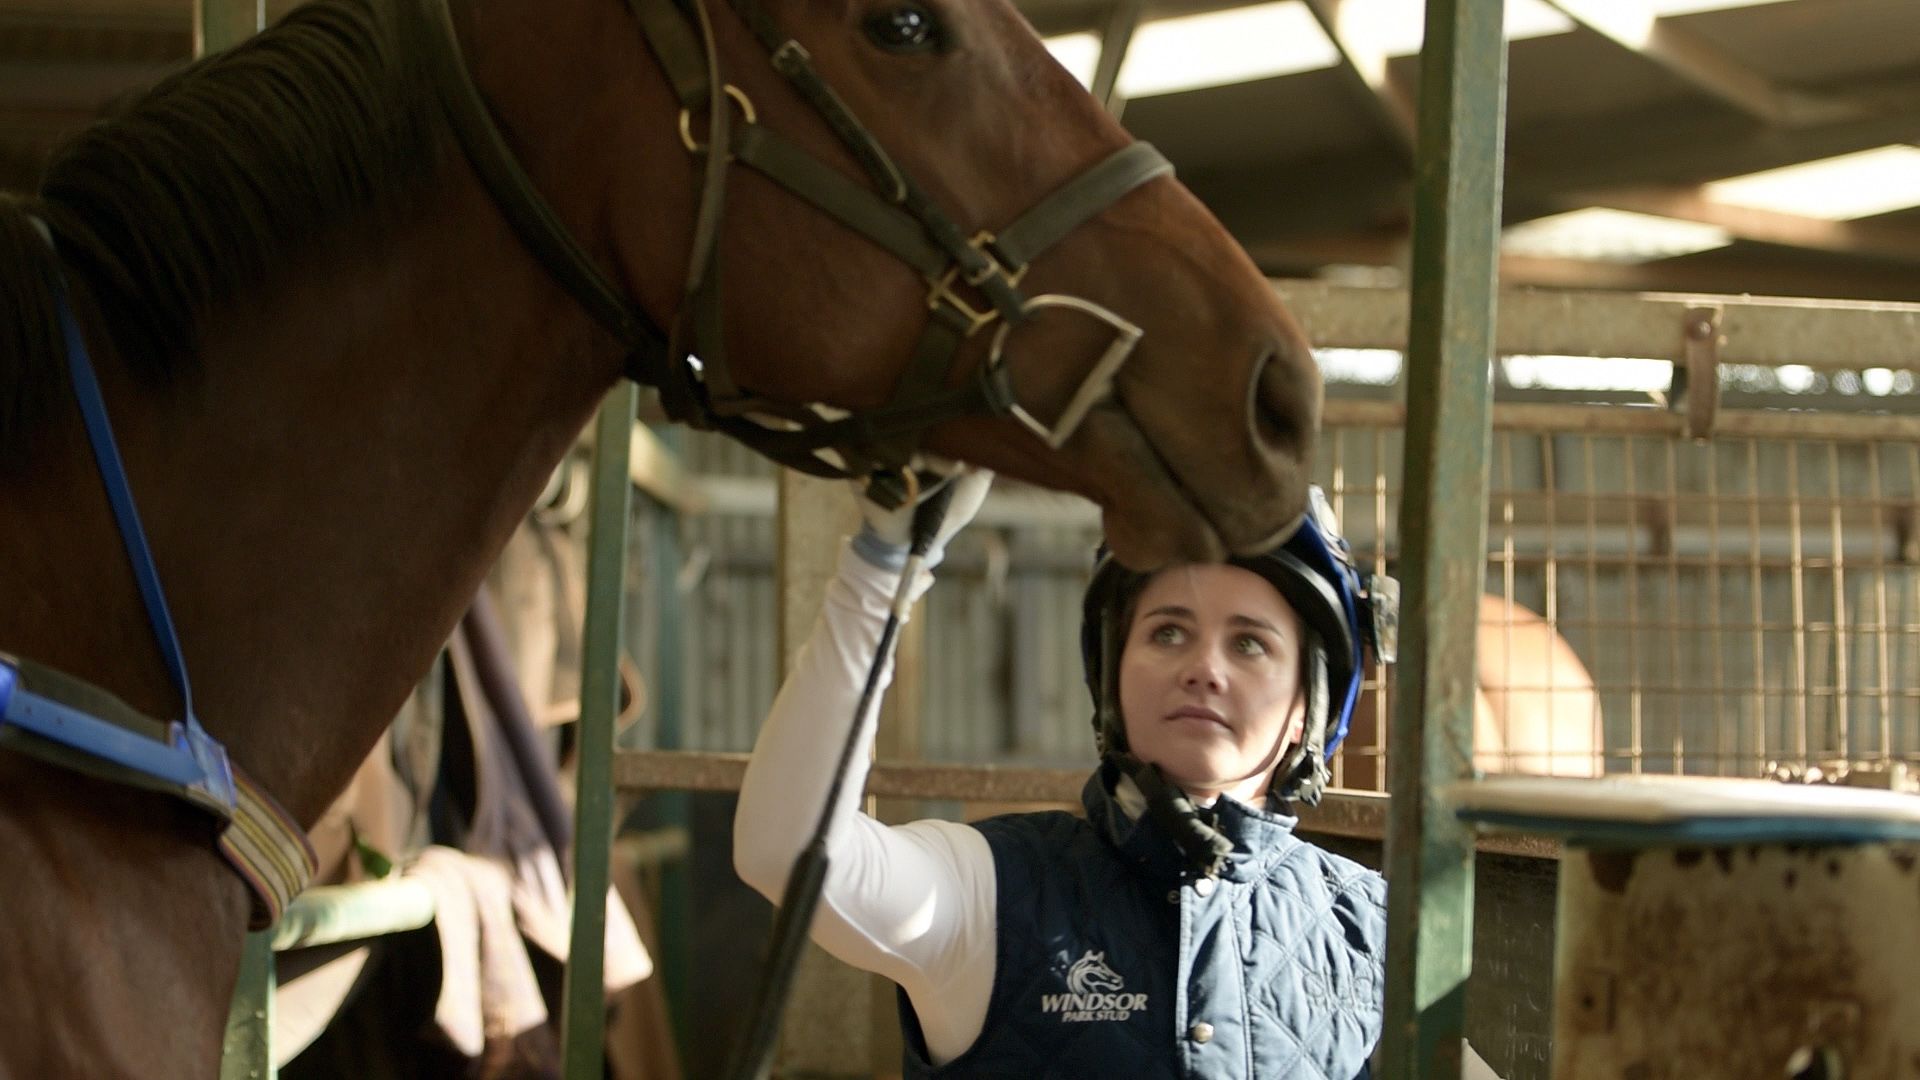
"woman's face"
1117,563,1306,805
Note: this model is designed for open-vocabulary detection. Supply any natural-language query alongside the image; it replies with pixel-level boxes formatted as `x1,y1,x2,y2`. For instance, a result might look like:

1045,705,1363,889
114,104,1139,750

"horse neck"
3,173,624,829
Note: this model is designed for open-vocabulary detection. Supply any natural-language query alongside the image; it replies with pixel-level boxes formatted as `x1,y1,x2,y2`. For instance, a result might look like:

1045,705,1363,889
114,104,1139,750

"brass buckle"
679,84,758,155
925,231,1027,334
987,294,1143,449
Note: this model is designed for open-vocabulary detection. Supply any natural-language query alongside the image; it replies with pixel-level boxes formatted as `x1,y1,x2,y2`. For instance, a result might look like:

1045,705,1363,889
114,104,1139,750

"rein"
417,0,1174,505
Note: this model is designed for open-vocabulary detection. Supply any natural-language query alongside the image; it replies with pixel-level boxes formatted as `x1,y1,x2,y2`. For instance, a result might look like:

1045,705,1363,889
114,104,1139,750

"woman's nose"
1180,648,1227,693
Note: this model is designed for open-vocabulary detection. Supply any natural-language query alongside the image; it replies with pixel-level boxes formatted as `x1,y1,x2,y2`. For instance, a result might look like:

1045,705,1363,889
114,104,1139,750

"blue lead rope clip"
0,656,237,819
176,713,239,816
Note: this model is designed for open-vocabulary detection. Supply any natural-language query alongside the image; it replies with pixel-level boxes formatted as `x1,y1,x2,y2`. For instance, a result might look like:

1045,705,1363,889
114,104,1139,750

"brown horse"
1343,595,1605,790
0,0,1319,1074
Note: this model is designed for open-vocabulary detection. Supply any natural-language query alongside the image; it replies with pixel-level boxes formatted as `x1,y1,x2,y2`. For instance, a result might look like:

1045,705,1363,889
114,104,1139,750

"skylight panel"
1648,0,1799,15
1115,2,1340,98
1325,0,1573,56
1043,32,1101,89
1500,208,1733,264
1043,0,1578,98
1317,348,1404,386
1504,355,1675,394
1703,146,1920,221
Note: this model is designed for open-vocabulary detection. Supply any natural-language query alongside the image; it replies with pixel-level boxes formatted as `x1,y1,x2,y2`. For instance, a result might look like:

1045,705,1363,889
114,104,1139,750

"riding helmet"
1078,485,1398,806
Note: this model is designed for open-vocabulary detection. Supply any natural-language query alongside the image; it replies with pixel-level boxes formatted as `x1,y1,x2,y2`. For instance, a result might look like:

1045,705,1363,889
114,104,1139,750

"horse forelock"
2,0,451,463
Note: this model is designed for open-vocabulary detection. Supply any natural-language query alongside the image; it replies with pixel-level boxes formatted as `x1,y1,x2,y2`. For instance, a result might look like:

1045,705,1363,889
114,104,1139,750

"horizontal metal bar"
270,879,436,952
1276,280,1920,370
614,826,691,869
612,751,1558,859
1327,399,1920,441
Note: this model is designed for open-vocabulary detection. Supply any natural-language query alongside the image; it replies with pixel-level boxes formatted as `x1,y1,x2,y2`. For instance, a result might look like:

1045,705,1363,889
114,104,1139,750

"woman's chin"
1152,758,1234,799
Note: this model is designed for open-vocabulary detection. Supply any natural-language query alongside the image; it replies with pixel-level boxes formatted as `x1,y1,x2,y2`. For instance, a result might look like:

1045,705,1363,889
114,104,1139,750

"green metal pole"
219,930,276,1080
1381,0,1507,1076
642,429,696,1065
561,385,638,1078
194,0,263,56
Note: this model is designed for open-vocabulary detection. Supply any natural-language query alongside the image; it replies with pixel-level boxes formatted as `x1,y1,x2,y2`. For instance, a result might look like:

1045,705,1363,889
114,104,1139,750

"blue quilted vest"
901,766,1386,1079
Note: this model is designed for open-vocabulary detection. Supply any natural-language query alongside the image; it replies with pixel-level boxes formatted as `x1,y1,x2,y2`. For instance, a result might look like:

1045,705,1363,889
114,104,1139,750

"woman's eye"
1234,634,1270,657
1149,624,1186,646
864,5,942,52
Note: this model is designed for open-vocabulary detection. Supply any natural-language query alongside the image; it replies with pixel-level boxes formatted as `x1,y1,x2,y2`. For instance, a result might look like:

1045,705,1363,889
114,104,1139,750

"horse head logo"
1067,950,1125,995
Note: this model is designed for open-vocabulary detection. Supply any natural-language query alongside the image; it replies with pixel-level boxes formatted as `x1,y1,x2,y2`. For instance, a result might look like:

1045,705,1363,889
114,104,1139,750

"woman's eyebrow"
1144,606,1283,636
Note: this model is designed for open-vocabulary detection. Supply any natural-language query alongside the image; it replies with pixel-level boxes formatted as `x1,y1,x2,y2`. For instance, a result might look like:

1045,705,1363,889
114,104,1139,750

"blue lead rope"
0,274,235,814
55,287,199,723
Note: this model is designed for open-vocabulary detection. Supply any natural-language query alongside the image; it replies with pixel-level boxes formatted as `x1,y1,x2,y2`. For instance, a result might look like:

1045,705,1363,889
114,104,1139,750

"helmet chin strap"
1092,604,1334,878
1272,626,1333,808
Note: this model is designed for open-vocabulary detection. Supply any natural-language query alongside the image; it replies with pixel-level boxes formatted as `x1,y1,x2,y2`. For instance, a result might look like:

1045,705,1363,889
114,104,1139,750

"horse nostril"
1250,347,1308,454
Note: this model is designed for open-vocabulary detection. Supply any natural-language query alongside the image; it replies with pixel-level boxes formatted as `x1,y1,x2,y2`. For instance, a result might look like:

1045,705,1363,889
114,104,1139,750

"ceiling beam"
1535,0,1866,127
1245,230,1409,276
1498,252,1920,303
1567,184,1920,265
1300,0,1415,161
1193,79,1920,248
1248,228,1920,303
1086,0,1141,120
1190,145,1412,242
1508,81,1920,198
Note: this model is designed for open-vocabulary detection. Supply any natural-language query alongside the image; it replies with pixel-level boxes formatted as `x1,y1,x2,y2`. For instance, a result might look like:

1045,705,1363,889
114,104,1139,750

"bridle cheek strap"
419,0,1176,508
649,0,1176,503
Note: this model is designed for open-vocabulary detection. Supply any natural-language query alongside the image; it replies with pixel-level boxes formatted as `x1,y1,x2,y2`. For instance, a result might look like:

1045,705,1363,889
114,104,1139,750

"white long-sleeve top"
732,543,998,1067
733,545,1507,1080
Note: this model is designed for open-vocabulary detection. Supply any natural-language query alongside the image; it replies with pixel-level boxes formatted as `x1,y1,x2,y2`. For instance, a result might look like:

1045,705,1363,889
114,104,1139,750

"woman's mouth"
1167,704,1230,730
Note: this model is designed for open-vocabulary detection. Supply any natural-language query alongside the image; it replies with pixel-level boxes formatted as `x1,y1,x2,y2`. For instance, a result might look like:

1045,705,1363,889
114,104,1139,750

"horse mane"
0,0,449,460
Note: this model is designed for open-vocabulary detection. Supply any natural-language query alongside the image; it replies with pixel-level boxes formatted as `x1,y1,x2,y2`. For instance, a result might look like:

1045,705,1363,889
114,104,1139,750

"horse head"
479,0,1321,567
1068,949,1127,995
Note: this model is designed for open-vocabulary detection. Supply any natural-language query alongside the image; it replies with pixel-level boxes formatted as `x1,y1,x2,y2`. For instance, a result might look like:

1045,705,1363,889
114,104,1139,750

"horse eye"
864,5,941,53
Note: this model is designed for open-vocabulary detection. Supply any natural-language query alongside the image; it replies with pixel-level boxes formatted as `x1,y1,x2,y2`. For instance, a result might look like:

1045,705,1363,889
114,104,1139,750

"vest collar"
1083,763,1304,885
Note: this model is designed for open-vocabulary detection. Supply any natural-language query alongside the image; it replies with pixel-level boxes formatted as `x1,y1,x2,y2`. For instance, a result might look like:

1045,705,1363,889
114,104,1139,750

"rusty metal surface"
1326,399,1920,443
1555,840,1920,1078
1277,282,1920,372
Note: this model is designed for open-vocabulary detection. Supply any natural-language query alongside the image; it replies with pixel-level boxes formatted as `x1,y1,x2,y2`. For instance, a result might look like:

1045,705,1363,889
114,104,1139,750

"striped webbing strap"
218,770,318,929
0,653,316,929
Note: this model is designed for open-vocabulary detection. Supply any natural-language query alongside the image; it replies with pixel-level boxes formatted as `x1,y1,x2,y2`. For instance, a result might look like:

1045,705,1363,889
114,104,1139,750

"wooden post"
773,471,873,1076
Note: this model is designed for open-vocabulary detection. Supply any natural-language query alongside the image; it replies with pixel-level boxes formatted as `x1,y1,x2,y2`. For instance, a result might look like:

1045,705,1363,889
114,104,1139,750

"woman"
734,473,1396,1079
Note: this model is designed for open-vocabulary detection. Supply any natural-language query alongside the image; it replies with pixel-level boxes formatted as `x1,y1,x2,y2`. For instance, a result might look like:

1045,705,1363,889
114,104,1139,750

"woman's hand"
851,468,994,571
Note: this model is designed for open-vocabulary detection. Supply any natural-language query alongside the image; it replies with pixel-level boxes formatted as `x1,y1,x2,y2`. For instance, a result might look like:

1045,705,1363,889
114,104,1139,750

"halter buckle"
679,84,759,155
926,231,1027,335
987,294,1143,449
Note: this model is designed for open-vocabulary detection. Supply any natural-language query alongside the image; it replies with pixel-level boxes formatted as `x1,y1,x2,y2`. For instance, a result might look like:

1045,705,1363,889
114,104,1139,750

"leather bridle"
415,0,1175,506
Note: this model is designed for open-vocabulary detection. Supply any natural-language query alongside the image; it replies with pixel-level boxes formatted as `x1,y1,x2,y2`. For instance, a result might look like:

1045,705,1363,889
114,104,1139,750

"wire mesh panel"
626,396,1920,791
1322,421,1920,789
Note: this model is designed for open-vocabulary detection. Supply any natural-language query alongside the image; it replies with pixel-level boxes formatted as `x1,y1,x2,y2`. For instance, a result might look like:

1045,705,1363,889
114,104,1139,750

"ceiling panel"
0,0,1913,298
